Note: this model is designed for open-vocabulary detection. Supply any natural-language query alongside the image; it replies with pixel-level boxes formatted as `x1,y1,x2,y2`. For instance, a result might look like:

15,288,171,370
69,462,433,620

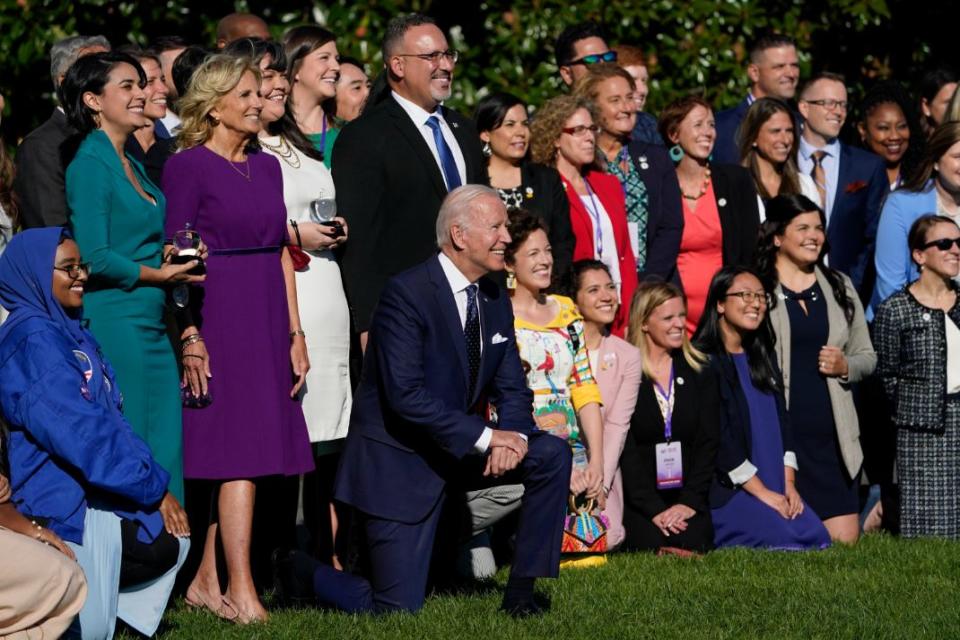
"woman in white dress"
250,39,352,567
737,97,820,222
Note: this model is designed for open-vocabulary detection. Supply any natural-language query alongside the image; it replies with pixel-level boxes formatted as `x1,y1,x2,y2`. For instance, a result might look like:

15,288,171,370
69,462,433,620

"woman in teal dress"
63,51,203,503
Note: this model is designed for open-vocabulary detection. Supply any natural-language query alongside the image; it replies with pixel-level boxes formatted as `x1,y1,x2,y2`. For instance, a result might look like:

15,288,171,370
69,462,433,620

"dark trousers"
621,509,715,553
312,432,571,613
118,519,181,588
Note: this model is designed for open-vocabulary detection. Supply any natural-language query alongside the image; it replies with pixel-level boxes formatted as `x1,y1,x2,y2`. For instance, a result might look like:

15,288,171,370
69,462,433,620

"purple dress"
711,354,830,550
162,146,313,479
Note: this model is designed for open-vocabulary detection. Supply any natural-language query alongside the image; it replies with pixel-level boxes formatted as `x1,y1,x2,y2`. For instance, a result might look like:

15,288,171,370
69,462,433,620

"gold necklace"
206,143,252,181
260,135,301,169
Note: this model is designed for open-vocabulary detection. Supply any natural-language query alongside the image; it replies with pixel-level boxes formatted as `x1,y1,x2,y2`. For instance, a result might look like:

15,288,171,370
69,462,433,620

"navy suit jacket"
826,143,887,299
335,255,535,524
713,98,751,165
627,140,683,282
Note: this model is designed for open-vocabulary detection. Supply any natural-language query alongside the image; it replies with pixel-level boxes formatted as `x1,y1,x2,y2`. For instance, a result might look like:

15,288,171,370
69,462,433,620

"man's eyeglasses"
561,124,601,137
396,50,459,65
54,263,90,279
922,237,960,251
802,98,848,111
725,290,769,305
565,51,618,66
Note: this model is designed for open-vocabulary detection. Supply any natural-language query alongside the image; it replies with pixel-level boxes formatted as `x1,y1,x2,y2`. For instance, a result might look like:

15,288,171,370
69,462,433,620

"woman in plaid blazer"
874,214,960,538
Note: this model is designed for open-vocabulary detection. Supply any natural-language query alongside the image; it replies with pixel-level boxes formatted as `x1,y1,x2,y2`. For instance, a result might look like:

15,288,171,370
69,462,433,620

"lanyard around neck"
582,178,604,259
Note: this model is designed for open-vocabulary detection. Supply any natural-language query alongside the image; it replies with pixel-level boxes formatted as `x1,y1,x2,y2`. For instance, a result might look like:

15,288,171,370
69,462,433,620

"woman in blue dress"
0,228,190,639
693,266,830,550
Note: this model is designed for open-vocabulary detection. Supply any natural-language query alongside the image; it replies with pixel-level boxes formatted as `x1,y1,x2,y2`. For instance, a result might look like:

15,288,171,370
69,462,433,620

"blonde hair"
627,281,706,379
176,54,261,151
529,94,598,167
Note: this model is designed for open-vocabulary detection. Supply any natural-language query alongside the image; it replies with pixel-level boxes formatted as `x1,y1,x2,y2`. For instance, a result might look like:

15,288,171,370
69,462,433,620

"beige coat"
768,267,876,478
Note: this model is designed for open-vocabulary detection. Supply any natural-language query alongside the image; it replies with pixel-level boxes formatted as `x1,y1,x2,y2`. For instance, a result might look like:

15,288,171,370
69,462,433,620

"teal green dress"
66,130,183,502
306,126,339,169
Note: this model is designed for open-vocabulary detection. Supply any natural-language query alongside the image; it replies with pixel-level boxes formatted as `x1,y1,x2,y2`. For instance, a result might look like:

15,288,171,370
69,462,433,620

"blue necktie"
464,284,481,395
426,115,462,191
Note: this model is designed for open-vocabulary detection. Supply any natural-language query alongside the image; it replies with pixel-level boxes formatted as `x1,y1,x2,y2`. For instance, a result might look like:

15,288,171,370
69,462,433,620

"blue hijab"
0,227,90,348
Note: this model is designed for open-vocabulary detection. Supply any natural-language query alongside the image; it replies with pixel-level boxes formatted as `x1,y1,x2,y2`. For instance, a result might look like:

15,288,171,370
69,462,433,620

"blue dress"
711,353,831,550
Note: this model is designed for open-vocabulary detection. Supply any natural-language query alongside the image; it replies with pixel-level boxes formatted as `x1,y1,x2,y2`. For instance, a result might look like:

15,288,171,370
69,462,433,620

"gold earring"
506,271,517,290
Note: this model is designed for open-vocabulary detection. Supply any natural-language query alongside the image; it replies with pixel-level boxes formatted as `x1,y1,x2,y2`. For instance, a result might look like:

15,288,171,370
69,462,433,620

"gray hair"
382,13,436,61
435,184,501,248
50,35,111,90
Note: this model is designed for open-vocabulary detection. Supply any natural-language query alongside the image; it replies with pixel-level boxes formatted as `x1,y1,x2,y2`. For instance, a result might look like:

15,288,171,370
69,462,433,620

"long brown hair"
738,97,802,199
902,121,960,192
0,141,17,232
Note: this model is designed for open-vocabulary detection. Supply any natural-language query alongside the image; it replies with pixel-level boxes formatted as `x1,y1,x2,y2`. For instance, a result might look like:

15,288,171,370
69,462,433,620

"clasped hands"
483,430,527,477
652,503,696,537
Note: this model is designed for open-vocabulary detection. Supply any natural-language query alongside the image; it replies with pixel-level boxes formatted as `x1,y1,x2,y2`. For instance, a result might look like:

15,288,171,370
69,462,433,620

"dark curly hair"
504,208,550,266
857,80,923,185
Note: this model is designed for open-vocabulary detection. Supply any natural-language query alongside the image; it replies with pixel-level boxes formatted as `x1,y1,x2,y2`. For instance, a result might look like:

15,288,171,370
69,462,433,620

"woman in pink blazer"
569,259,642,548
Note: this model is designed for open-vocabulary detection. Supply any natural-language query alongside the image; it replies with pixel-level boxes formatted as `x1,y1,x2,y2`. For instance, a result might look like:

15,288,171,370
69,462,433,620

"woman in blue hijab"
0,228,190,639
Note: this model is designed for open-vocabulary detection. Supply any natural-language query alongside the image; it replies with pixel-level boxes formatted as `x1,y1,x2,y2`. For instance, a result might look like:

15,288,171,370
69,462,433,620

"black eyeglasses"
565,51,618,66
725,291,769,305
396,50,459,65
922,237,960,251
54,263,90,279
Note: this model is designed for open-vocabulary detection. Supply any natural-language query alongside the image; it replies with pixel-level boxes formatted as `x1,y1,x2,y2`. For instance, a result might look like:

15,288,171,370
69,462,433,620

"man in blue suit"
796,72,887,299
286,185,571,617
714,34,800,164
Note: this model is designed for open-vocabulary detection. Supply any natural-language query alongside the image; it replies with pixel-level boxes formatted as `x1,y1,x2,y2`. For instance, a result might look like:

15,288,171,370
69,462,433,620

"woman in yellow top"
505,209,605,504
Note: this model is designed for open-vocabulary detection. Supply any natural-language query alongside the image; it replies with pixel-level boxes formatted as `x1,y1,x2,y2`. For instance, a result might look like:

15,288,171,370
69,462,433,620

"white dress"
261,135,351,445
756,173,821,222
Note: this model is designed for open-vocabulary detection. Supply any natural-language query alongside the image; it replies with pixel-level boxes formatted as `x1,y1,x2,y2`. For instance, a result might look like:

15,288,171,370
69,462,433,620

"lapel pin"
718,198,727,207
923,312,931,322
638,155,649,170
676,376,685,385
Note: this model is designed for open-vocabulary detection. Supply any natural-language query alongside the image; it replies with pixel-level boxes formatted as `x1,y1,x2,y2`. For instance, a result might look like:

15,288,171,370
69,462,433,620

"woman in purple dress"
162,54,313,623
692,266,830,551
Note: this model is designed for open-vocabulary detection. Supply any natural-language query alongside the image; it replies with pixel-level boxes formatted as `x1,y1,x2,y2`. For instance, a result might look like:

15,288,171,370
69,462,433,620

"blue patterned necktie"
464,284,481,395
426,115,462,191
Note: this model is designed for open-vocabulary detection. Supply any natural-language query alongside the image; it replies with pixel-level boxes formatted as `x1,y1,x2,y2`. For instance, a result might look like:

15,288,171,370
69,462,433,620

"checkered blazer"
874,287,960,433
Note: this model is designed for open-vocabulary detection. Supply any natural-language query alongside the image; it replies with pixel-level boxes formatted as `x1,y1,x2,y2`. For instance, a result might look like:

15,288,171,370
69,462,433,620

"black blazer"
517,162,574,282
620,353,720,518
332,97,487,331
711,163,761,268
627,141,683,283
13,109,75,228
704,350,794,508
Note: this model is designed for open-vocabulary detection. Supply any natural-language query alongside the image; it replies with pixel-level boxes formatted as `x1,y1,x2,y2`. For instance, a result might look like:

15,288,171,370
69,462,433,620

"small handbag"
561,496,609,554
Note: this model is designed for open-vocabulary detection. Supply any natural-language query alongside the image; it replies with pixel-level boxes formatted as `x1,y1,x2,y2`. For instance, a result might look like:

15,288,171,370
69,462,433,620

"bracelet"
30,519,44,541
181,334,203,350
182,354,203,360
289,220,303,248
289,329,306,339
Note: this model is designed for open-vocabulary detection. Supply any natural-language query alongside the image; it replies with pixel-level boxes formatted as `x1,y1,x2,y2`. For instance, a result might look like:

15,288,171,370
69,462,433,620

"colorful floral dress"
514,295,603,469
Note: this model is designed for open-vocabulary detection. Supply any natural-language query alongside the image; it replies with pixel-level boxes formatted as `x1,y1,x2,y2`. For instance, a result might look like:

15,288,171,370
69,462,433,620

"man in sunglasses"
555,22,617,87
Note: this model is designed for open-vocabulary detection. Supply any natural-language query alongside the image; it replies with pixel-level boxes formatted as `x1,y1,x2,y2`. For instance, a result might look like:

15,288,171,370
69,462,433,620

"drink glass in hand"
309,191,344,239
171,225,204,308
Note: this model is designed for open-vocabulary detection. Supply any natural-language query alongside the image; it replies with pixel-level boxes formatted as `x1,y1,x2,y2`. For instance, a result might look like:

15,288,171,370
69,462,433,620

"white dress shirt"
392,91,467,189
797,136,841,222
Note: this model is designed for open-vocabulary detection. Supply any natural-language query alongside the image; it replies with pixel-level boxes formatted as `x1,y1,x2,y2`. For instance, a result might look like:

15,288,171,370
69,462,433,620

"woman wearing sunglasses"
874,214,960,539
530,95,637,336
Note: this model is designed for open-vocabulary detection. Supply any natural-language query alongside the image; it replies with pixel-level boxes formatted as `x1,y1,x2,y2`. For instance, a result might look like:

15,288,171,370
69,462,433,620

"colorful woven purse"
561,497,609,554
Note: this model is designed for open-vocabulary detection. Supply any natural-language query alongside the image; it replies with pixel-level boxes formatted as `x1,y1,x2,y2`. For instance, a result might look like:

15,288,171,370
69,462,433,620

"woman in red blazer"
531,95,638,336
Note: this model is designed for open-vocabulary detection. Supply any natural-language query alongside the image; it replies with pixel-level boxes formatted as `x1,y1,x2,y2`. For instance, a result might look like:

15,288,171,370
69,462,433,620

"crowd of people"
1,10,960,638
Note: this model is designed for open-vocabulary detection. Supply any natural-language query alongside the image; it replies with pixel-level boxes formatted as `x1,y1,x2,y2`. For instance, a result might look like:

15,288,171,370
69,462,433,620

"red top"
561,170,638,337
677,182,724,335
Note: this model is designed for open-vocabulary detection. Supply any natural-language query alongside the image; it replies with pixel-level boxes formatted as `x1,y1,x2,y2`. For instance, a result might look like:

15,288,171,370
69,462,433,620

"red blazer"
561,170,638,336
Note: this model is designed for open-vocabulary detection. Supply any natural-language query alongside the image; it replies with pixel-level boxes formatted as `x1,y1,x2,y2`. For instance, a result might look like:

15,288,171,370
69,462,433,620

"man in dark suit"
14,35,110,228
796,72,887,299
714,34,800,164
332,14,486,344
281,186,570,616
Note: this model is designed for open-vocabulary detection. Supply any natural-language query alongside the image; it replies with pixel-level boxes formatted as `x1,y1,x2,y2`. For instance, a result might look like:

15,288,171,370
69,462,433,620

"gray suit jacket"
768,267,876,477
13,109,75,228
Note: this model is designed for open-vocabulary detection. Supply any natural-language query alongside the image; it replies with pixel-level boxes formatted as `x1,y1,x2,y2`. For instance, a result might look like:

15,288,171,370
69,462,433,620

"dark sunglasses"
922,237,960,251
566,51,618,66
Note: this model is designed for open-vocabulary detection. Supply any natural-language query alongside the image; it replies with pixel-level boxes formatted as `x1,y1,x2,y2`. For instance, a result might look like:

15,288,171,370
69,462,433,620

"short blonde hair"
627,281,705,379
176,54,261,151
529,95,598,167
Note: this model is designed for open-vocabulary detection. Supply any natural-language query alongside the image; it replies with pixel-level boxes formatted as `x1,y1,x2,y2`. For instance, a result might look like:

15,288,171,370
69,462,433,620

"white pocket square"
491,333,509,344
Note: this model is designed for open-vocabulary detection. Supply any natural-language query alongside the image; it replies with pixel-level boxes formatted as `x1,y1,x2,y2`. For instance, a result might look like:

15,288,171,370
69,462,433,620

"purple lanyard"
319,115,328,154
654,363,675,441
582,178,604,259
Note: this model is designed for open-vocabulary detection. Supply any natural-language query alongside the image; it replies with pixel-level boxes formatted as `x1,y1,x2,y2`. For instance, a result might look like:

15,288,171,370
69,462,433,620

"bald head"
216,13,270,49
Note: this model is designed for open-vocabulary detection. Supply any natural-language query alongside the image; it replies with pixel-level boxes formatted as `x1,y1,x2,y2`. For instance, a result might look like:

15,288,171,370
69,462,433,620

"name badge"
655,441,683,489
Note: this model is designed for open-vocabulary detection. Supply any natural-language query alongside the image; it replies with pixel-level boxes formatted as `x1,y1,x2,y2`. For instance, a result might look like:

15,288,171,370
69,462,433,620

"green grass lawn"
151,534,960,639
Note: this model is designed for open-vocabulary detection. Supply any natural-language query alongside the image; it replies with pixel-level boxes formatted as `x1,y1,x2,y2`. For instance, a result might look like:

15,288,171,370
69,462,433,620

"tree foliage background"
1,0,955,144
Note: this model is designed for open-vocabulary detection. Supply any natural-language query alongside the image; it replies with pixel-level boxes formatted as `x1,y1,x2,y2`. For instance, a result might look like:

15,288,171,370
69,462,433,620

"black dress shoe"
499,596,549,618
272,549,318,608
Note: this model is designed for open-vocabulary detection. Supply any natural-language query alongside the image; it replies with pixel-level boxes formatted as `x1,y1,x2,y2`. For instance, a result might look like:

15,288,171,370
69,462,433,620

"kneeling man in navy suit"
296,185,571,616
